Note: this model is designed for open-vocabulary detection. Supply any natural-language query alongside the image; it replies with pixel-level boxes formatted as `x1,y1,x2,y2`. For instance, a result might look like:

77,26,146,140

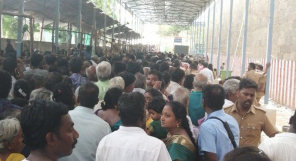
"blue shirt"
198,109,239,161
82,50,91,61
0,98,22,114
188,90,204,126
70,73,87,90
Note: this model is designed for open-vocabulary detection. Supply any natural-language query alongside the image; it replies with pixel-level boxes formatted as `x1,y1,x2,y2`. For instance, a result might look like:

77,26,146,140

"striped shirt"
198,109,239,161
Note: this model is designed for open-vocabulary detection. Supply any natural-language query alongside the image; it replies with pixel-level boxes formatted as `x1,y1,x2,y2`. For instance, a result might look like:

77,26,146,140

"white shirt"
259,133,296,161
96,126,172,161
223,99,234,108
166,81,181,94
132,88,146,95
199,68,214,84
59,106,111,161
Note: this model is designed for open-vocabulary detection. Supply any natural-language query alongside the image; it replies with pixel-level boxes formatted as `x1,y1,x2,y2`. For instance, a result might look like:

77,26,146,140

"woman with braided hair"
161,101,198,161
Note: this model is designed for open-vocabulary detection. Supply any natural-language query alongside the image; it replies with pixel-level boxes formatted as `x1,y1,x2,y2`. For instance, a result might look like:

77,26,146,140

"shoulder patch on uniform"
254,106,266,113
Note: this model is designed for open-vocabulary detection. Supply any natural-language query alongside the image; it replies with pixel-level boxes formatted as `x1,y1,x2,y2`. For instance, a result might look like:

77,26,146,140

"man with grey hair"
95,61,111,100
172,87,196,141
109,76,125,90
188,74,208,128
86,66,98,82
133,73,146,95
223,79,240,108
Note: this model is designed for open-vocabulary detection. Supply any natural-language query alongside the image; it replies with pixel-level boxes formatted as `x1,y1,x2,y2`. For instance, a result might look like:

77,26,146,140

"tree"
2,15,18,39
157,25,189,37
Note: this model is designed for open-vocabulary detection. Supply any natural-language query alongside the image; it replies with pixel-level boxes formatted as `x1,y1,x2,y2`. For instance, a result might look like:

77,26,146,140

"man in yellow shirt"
224,79,279,147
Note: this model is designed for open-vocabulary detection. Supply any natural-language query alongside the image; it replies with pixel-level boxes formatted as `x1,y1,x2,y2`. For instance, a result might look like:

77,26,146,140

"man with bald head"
86,66,98,82
188,74,208,127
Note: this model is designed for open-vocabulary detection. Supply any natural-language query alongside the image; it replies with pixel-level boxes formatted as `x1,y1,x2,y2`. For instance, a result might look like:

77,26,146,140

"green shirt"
95,80,110,101
147,120,168,139
188,90,205,126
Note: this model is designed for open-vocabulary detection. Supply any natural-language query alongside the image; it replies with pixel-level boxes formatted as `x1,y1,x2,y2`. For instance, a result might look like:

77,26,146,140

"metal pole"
199,11,202,55
226,0,233,78
202,5,206,55
93,7,97,55
241,0,249,76
210,0,216,64
78,0,82,44
205,4,210,58
194,20,197,55
217,0,223,76
104,0,107,44
191,22,193,54
17,0,24,57
119,0,121,44
112,0,115,40
55,0,60,53
0,0,3,51
264,0,275,104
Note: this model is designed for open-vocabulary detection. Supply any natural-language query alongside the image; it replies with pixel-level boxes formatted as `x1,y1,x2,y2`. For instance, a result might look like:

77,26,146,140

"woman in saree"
0,118,25,161
95,88,123,131
161,101,198,161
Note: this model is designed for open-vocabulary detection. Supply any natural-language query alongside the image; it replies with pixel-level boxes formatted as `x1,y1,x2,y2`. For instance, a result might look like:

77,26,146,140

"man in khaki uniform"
255,64,266,105
224,79,279,147
243,62,270,106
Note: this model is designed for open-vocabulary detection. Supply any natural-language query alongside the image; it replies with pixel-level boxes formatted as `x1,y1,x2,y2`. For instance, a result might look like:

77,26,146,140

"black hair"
190,63,197,70
183,74,195,90
249,63,256,70
57,58,69,68
78,82,99,109
203,62,209,68
0,108,22,121
224,146,271,161
149,63,159,71
11,97,28,108
52,83,75,110
86,46,92,52
0,70,12,98
128,54,136,61
31,75,44,89
159,62,170,72
57,66,70,76
162,71,171,88
171,68,185,83
145,88,163,98
290,111,296,130
172,59,180,68
202,84,225,111
45,54,56,65
119,72,136,88
126,62,143,74
239,78,258,91
148,70,162,81
166,101,196,148
20,100,69,150
147,96,166,113
70,57,82,73
101,88,123,110
113,61,126,76
208,64,213,71
30,54,44,68
2,57,17,73
44,72,63,91
13,79,32,100
118,92,145,126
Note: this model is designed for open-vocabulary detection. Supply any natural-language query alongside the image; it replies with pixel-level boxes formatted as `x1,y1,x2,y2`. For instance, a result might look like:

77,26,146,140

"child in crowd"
146,96,168,139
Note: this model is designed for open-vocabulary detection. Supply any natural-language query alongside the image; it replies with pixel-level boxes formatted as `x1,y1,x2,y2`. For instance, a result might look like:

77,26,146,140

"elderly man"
86,66,98,82
188,74,208,127
95,61,111,100
133,73,146,95
96,93,171,161
172,87,196,141
223,79,240,108
224,79,279,147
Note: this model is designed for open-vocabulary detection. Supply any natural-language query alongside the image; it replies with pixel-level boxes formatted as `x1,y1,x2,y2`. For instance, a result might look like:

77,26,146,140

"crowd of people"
0,45,295,161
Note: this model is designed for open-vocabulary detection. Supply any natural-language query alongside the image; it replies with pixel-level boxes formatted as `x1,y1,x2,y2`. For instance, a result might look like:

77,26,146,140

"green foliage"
158,25,189,36
2,15,18,39
89,0,117,19
43,23,68,43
